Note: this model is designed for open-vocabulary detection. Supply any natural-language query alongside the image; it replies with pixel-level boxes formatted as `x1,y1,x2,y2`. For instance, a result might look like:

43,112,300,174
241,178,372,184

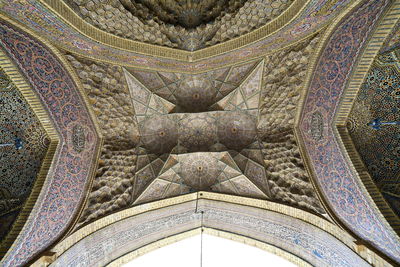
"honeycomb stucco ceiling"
64,0,293,50
66,33,327,226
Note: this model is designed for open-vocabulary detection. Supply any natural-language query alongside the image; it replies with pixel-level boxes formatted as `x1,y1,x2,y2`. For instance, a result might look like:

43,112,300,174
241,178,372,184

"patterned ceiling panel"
298,0,400,263
72,32,326,227
0,0,353,71
347,48,400,217
0,20,101,267
0,67,49,243
65,0,292,50
126,62,270,203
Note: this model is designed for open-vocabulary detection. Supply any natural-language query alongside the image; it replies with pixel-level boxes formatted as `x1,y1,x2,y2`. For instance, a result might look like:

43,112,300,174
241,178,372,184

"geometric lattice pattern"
347,48,400,216
125,61,270,204
0,67,49,241
134,152,266,204
127,60,259,113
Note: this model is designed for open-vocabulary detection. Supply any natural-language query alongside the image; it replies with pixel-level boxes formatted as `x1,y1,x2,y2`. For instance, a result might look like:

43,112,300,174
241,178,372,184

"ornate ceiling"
65,0,293,50
67,36,326,226
347,47,400,216
0,68,49,242
1,0,400,266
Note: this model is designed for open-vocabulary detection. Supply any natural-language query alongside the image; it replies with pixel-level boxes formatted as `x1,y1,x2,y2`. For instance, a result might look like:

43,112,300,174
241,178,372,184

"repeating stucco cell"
64,53,139,226
258,33,326,215
175,74,216,112
217,111,257,150
179,153,221,189
141,115,179,154
263,132,326,214
178,113,218,152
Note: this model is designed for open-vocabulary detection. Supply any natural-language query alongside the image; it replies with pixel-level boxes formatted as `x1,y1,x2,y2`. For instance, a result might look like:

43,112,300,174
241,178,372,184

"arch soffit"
50,192,390,267
0,48,59,261
295,0,400,263
0,15,102,267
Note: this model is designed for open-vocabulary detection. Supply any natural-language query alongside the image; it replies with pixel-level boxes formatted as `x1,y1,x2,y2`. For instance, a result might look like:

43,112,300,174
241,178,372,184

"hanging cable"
200,210,204,267
194,192,204,267
195,191,199,213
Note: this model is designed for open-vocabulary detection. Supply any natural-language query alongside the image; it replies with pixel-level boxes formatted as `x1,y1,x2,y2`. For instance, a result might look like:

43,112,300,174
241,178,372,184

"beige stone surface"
259,34,325,215
65,53,139,225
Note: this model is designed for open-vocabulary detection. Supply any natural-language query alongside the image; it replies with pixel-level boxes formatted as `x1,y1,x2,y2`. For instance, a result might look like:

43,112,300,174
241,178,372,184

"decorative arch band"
0,0,354,72
297,0,400,263
50,192,389,267
0,18,101,267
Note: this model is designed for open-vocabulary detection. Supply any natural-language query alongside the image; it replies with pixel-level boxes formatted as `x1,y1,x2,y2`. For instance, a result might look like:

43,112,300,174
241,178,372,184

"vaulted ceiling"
347,47,400,216
64,34,326,227
0,68,50,242
0,0,400,266
65,0,293,50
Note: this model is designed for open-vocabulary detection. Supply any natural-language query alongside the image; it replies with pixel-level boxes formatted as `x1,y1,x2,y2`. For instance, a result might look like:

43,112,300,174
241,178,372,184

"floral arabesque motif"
300,0,400,263
0,21,100,267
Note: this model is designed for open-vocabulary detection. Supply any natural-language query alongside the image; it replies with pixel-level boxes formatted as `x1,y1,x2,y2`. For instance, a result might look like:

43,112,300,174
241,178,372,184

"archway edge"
50,192,389,266
0,13,103,266
295,0,400,263
108,228,310,267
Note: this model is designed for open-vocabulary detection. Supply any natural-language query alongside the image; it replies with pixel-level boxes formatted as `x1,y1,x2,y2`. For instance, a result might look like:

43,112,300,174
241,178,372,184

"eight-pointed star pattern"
124,60,271,204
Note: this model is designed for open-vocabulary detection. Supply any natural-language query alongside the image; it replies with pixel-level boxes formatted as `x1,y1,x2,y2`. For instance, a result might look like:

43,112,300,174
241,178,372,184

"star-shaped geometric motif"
124,60,271,204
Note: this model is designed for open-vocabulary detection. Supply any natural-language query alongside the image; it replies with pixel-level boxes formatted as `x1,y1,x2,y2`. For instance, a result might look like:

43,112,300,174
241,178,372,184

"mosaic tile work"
52,199,371,267
299,0,400,263
347,49,400,217
0,68,49,242
381,20,400,53
0,0,352,72
0,21,100,266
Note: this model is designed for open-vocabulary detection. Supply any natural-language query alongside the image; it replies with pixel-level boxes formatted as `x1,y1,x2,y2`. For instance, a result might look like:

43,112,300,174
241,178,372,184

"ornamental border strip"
296,0,400,263
40,0,308,61
334,3,400,235
48,192,387,266
0,50,59,259
108,228,311,267
0,0,352,72
0,16,102,266
49,192,389,267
